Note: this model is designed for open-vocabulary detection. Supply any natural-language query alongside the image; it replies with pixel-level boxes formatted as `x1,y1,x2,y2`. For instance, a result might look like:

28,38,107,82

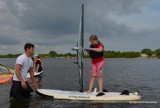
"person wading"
34,54,43,72
10,43,37,100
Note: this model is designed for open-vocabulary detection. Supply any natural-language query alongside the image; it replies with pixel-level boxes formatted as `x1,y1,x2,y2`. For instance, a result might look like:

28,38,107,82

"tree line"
0,48,160,58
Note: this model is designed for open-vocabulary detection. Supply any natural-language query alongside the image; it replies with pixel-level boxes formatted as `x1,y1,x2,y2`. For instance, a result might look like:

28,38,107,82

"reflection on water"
9,76,42,108
0,58,160,108
10,99,30,108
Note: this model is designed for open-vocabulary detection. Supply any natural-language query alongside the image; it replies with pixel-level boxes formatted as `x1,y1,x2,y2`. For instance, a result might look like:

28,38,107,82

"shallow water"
0,58,159,108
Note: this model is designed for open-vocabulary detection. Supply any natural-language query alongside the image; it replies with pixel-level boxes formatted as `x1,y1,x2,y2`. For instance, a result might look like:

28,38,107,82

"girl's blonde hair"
89,35,101,43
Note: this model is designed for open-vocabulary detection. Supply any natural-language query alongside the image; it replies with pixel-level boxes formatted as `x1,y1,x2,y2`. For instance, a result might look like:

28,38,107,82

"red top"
91,44,104,64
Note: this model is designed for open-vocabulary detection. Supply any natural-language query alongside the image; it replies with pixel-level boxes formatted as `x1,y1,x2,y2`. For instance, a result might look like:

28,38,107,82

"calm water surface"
0,58,159,108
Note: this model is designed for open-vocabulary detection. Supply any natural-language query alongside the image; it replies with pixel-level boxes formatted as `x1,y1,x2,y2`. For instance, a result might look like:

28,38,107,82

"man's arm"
15,64,27,89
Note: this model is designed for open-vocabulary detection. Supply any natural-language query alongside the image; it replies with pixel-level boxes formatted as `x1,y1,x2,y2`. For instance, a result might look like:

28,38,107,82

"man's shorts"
10,81,33,100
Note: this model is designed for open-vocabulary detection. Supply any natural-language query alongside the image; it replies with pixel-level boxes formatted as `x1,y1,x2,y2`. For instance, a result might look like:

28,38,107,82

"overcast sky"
0,0,160,54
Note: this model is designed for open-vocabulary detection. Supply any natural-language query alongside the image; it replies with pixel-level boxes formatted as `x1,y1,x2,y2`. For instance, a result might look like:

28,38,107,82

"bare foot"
87,90,92,93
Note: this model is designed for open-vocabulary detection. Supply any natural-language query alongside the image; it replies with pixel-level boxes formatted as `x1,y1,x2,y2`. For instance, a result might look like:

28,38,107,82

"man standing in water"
10,43,37,100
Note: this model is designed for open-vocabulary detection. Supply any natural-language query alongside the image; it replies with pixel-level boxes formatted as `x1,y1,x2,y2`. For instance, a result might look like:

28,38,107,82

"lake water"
0,58,159,108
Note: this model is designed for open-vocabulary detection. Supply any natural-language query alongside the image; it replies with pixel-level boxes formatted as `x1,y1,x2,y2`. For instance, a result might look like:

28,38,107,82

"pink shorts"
91,60,104,77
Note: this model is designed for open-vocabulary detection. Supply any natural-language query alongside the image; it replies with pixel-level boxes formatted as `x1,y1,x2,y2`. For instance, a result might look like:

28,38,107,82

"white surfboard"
37,89,141,101
27,71,43,78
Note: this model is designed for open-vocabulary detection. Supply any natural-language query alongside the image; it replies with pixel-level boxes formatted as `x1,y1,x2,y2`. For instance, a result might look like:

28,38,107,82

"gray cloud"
0,34,20,45
6,0,84,35
6,0,145,36
0,0,159,54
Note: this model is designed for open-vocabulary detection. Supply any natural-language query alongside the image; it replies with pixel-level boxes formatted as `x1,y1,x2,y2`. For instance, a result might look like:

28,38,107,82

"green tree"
49,51,57,55
49,51,57,57
155,49,160,58
141,48,152,57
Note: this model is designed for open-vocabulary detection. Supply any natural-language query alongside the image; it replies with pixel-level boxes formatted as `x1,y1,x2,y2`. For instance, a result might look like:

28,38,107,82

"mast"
79,4,84,92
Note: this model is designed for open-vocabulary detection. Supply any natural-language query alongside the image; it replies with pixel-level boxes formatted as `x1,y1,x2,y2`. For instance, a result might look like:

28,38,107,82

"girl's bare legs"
87,76,95,93
97,63,104,92
98,76,103,92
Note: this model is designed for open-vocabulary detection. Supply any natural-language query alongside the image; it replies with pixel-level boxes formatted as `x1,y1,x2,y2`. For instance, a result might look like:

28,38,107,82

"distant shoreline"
1,49,160,58
0,53,159,59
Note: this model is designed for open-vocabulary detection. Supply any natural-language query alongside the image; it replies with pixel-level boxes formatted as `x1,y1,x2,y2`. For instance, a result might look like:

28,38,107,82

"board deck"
37,89,141,101
0,64,14,84
0,74,13,84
